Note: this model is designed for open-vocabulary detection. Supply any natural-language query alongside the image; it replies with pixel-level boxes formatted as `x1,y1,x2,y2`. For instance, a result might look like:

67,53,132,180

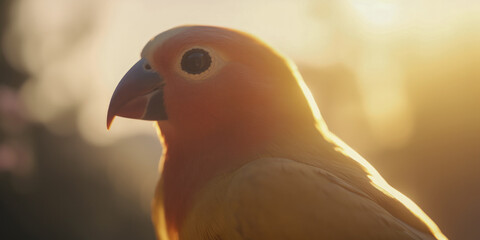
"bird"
107,25,448,240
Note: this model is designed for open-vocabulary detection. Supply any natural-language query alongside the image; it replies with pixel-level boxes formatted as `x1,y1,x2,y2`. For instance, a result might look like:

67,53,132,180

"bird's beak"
107,58,167,129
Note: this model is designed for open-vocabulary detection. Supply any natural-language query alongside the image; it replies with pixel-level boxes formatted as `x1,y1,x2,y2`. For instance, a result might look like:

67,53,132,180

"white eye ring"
176,46,225,81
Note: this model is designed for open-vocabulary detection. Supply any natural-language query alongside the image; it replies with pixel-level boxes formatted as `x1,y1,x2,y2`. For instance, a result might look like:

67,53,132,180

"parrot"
107,25,448,240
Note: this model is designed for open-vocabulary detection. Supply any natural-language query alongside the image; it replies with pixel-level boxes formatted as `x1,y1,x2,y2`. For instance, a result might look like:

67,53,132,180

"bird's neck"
156,119,332,234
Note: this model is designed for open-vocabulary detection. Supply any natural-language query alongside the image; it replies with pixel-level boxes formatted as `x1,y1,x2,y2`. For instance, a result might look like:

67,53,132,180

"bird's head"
108,26,323,148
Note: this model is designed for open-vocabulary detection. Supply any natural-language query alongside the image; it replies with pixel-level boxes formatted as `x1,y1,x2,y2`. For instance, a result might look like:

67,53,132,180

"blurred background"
0,0,478,239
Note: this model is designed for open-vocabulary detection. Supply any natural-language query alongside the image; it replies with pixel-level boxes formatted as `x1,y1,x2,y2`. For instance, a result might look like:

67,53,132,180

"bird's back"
178,157,437,240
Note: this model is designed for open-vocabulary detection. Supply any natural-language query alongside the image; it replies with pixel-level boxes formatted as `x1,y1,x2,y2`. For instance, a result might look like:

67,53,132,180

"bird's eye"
181,48,212,75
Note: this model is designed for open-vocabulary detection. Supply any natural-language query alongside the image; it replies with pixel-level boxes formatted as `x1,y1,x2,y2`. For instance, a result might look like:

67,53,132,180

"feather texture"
108,25,448,240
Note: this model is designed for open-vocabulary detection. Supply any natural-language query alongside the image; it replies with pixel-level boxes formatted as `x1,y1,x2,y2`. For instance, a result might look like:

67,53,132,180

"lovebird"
107,26,447,240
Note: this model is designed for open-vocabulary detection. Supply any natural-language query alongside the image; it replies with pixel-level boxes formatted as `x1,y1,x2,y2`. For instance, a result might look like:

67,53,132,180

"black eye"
181,48,212,74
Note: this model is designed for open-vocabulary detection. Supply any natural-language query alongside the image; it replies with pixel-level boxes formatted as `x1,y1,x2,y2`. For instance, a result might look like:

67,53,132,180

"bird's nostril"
144,63,152,70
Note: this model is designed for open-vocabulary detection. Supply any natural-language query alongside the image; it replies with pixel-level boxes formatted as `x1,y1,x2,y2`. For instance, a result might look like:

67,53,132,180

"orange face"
108,26,317,149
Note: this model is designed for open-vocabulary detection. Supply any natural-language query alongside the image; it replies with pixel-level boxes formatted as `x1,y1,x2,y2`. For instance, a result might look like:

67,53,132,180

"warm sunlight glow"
287,59,327,131
5,0,480,154
347,0,400,28
4,1,479,238
329,134,448,240
355,50,413,149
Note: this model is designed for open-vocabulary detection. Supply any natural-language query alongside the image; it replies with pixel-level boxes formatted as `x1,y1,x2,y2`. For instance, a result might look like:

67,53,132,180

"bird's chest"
176,174,240,240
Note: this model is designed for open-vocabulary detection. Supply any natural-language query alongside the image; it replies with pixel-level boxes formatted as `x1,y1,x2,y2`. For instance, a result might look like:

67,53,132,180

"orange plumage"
108,26,447,240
